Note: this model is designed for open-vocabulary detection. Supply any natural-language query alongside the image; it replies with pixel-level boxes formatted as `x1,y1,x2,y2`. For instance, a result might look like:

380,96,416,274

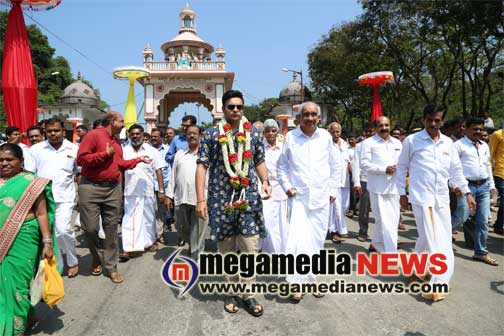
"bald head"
374,116,391,140
102,111,125,135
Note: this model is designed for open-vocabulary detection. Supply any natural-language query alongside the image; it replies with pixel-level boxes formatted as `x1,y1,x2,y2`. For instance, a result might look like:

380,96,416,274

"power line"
24,12,113,77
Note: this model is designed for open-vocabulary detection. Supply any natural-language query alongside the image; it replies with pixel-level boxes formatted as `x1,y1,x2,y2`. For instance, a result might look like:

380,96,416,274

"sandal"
119,252,131,262
146,243,159,252
224,296,239,314
312,292,325,298
473,254,499,266
243,298,263,317
68,265,79,278
290,293,303,304
91,265,102,276
109,272,124,284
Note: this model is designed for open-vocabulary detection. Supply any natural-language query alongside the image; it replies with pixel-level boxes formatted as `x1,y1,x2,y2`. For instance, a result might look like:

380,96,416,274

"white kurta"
360,135,402,252
397,130,469,285
277,128,341,284
122,143,166,252
260,140,288,254
329,138,351,234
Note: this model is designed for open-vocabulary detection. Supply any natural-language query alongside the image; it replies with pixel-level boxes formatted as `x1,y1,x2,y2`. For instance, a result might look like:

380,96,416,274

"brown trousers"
78,179,122,274
217,234,259,299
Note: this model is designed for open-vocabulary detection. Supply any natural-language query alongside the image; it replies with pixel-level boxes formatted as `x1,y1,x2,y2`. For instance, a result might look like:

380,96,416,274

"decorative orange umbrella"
358,71,394,121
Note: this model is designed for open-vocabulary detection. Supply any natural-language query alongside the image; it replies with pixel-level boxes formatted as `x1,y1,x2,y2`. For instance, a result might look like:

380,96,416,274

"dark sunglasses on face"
226,104,244,111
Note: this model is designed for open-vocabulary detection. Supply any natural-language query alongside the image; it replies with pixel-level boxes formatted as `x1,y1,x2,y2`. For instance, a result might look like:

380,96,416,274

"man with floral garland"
196,90,271,317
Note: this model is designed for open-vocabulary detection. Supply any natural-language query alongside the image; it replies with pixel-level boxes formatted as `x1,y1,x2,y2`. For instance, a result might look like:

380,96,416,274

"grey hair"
299,101,321,115
263,119,279,130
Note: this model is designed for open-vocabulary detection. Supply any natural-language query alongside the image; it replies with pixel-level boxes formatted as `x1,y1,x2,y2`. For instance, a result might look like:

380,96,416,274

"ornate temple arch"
140,4,234,132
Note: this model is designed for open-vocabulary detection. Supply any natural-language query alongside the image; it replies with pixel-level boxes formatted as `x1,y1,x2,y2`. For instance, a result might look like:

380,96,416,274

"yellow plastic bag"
42,257,65,307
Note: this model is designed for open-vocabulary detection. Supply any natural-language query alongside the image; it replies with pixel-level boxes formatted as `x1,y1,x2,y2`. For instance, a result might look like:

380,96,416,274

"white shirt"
455,136,495,189
123,143,166,198
396,129,469,206
352,142,367,186
484,117,494,129
277,128,341,210
167,148,199,206
27,139,79,202
152,143,171,191
19,142,34,173
264,139,287,201
360,134,402,195
333,138,351,188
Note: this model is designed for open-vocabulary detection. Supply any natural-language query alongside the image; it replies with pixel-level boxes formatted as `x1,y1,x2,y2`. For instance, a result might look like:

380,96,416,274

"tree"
243,97,279,122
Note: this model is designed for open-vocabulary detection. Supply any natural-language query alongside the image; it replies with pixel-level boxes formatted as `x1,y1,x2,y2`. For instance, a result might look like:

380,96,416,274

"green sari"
0,172,56,336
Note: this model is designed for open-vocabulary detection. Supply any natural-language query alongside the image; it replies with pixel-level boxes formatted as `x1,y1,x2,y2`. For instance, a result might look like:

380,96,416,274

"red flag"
1,0,38,133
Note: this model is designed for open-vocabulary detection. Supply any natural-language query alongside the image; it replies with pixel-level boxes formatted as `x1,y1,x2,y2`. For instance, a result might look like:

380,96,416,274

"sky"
1,0,363,127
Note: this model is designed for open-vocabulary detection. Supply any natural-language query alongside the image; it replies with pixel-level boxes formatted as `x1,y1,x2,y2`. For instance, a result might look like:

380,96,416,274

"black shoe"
178,240,186,247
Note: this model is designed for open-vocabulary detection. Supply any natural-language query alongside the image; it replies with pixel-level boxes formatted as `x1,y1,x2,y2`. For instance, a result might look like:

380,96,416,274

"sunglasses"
226,104,244,111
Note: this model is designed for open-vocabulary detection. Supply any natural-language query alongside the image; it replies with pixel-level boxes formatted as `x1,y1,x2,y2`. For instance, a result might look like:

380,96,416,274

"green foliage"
308,0,504,131
244,97,279,122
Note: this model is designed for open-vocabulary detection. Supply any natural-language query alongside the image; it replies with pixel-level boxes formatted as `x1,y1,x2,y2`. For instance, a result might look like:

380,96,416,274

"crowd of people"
0,89,502,330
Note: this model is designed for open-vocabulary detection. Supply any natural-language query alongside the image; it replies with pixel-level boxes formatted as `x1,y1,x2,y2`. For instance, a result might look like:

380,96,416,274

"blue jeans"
452,195,470,230
494,176,504,230
457,182,491,256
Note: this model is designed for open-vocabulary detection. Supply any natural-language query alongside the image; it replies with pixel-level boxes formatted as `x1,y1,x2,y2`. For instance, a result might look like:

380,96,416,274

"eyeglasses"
226,104,244,111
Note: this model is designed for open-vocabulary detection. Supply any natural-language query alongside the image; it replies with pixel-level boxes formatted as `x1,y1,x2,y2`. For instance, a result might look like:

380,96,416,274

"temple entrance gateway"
140,4,234,132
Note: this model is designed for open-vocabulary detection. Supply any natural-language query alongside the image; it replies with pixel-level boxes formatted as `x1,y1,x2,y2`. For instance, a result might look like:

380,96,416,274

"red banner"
1,1,38,133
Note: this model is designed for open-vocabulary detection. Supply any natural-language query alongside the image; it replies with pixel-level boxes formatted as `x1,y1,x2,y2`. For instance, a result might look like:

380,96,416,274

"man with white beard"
277,102,341,302
397,104,476,302
260,119,288,253
327,122,351,243
360,116,402,252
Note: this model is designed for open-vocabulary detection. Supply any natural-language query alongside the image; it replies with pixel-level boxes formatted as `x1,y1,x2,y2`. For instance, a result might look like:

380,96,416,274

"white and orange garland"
218,116,253,213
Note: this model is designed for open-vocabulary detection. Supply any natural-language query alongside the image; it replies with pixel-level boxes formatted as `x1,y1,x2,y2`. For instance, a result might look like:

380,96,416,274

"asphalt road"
27,210,504,336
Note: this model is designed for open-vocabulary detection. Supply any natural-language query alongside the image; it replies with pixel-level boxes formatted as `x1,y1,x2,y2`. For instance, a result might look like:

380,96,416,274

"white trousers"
122,196,157,252
412,202,454,285
286,195,329,284
260,199,288,254
369,193,400,252
328,187,350,234
55,202,78,271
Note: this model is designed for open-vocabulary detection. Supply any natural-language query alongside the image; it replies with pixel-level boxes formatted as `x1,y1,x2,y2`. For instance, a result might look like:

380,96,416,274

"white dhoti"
286,195,329,284
412,202,454,285
55,202,78,271
260,199,288,254
369,193,400,252
121,196,157,252
328,187,349,234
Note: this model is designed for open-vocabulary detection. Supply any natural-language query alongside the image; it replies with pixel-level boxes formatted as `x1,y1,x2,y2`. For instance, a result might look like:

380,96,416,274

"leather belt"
81,177,118,187
467,179,487,186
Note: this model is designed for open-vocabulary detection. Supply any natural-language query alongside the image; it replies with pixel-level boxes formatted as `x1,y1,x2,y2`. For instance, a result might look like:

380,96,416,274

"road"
27,210,504,336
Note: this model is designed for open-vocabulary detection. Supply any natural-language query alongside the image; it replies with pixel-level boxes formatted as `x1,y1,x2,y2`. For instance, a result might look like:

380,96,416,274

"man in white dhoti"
120,124,167,260
397,104,476,302
260,119,288,254
360,116,402,252
327,122,351,243
277,102,341,302
26,118,80,277
167,125,207,259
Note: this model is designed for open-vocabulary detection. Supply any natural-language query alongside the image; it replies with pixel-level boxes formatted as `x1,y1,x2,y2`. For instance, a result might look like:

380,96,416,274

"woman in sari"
0,143,56,336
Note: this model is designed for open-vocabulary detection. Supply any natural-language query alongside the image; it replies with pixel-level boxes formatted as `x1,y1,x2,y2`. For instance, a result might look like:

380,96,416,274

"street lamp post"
281,67,304,102
196,102,201,125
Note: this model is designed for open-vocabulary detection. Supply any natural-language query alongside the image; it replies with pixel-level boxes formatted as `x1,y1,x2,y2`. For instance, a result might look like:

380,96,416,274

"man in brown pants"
77,112,151,283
